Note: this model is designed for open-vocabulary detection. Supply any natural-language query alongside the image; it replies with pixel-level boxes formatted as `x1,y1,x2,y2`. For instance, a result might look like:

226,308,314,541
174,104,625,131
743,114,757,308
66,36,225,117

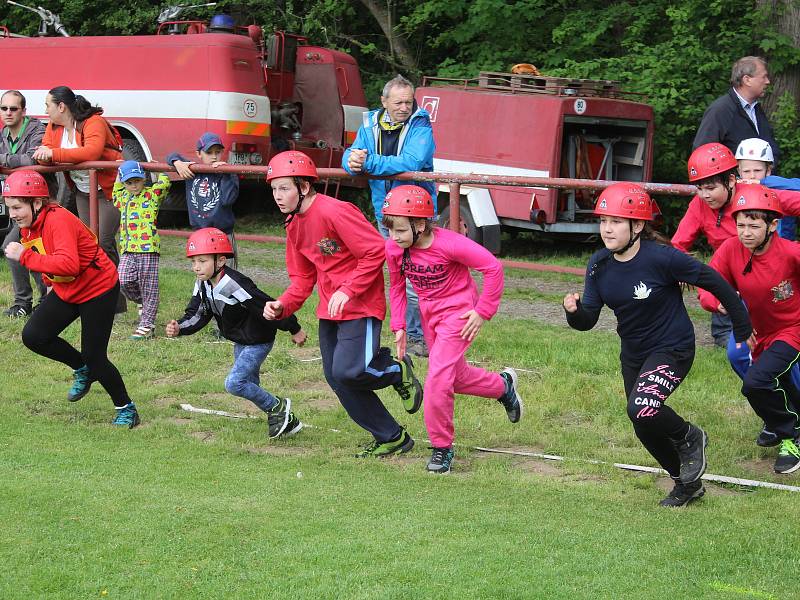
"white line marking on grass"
179,403,341,432
473,447,800,493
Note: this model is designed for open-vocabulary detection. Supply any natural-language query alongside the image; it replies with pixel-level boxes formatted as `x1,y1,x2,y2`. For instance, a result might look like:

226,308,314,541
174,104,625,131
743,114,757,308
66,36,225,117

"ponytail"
48,85,103,122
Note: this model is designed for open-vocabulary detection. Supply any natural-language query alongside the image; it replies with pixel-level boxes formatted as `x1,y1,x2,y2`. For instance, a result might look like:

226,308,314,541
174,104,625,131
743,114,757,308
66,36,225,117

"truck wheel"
122,137,150,183
439,200,482,246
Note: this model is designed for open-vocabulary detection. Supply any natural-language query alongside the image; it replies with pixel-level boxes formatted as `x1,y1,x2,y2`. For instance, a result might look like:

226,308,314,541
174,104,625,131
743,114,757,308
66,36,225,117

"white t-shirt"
60,127,95,193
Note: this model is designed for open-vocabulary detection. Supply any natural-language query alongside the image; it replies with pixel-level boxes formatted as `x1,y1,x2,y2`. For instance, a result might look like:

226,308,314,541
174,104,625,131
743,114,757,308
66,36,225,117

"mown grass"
0,235,798,599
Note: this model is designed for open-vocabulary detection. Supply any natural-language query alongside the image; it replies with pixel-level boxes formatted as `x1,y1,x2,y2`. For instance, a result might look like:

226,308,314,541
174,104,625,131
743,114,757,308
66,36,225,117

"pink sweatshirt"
386,227,504,331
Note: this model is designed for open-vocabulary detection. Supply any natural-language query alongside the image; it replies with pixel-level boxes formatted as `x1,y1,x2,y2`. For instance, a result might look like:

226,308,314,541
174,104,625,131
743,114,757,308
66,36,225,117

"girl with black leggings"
564,183,751,507
2,170,139,428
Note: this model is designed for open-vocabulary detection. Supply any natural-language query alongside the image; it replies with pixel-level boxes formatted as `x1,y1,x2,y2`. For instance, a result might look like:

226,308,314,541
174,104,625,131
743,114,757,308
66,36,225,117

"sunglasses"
0,106,21,112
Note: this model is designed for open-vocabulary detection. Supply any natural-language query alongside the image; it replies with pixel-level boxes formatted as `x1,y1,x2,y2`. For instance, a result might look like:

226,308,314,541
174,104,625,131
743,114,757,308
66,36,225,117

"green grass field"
1,235,798,599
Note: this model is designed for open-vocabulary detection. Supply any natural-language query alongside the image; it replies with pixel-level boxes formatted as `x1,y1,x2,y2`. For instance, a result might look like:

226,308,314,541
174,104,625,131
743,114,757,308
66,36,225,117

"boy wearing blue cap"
166,132,240,268
112,160,171,339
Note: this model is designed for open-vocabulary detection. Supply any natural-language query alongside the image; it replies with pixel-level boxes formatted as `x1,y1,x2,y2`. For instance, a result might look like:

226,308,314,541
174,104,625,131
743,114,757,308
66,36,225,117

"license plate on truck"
228,152,251,165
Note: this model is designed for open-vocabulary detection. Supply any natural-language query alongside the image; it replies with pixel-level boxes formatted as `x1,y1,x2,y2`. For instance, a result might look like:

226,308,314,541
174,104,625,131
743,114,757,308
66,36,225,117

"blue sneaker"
498,368,523,423
112,403,141,429
427,447,454,474
67,365,94,402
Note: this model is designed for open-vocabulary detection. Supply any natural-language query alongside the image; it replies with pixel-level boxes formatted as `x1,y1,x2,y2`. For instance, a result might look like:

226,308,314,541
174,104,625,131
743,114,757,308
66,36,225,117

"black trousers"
22,283,131,407
741,340,800,441
621,349,694,478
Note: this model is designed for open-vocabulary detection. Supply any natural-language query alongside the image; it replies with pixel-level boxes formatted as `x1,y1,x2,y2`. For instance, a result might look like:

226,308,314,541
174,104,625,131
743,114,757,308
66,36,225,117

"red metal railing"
1,161,696,275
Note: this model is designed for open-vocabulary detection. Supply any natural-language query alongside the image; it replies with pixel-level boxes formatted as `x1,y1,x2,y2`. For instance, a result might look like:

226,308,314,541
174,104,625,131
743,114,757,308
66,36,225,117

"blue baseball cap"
119,160,145,182
196,132,225,152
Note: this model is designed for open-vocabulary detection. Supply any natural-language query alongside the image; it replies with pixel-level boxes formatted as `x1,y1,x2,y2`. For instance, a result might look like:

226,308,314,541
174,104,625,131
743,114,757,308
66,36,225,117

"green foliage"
772,91,800,176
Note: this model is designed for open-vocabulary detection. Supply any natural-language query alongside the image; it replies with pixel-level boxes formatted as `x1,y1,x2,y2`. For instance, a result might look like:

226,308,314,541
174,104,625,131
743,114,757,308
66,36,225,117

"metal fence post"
88,169,99,235
449,182,461,234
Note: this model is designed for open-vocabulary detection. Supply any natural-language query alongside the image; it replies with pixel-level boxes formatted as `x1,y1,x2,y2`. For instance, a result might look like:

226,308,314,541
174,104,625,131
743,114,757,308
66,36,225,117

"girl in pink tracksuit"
382,185,523,474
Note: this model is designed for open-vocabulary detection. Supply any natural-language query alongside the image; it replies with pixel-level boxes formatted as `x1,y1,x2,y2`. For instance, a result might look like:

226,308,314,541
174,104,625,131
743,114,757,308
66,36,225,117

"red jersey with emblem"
699,235,800,357
19,204,118,303
279,193,386,320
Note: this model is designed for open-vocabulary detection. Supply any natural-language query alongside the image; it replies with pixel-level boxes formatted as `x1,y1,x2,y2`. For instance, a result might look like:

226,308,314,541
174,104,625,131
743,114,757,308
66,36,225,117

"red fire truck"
416,72,654,252
0,9,367,209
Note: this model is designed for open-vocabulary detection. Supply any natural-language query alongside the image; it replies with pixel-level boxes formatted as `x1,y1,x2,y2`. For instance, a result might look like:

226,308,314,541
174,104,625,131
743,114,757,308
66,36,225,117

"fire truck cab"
0,15,367,209
416,72,654,252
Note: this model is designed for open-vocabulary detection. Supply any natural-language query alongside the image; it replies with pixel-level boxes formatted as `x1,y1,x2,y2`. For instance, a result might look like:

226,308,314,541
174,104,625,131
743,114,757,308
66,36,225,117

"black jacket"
693,88,780,167
177,267,301,345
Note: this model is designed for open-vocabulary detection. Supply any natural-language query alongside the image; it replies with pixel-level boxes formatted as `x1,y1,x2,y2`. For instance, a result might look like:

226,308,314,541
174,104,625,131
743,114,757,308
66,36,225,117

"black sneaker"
674,423,708,484
498,368,523,423
659,479,705,507
4,304,31,318
427,446,454,474
756,426,780,448
267,398,302,439
774,438,800,474
393,354,423,414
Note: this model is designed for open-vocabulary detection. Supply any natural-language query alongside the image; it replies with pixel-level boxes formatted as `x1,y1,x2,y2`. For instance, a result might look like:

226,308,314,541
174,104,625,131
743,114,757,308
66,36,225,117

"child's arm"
449,234,504,321
386,241,408,357
771,189,800,217
166,152,196,179
761,175,800,191
670,198,703,253
111,180,125,210
241,279,304,337
171,284,213,336
273,239,318,318
219,173,239,207
564,256,604,331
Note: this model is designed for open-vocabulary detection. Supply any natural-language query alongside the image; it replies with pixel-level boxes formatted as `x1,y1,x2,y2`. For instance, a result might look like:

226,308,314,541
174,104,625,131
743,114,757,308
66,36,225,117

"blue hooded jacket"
342,105,436,220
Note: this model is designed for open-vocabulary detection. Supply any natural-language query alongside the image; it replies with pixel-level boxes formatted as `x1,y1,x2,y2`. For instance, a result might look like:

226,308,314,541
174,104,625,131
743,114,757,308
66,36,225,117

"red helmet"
266,151,318,182
594,182,654,221
687,143,738,182
731,183,783,217
186,227,234,257
1,170,50,198
382,185,435,218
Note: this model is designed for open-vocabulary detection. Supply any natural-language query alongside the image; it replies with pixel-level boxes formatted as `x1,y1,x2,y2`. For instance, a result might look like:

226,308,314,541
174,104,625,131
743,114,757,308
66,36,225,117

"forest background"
3,0,800,210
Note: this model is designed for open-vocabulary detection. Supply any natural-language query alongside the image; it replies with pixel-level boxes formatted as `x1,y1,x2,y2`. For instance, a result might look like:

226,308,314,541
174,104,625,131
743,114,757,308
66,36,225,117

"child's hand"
4,242,23,261
717,302,728,315
165,319,180,337
211,161,227,168
459,309,484,341
292,329,307,346
563,292,580,313
327,291,350,318
394,329,407,360
173,160,196,179
264,300,284,320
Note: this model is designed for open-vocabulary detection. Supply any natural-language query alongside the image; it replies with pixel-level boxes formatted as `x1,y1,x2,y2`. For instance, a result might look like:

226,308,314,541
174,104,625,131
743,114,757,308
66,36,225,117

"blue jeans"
224,342,278,412
378,222,424,340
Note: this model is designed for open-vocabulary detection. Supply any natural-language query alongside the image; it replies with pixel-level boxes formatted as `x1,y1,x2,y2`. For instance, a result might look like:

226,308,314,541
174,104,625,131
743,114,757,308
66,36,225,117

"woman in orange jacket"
32,86,125,311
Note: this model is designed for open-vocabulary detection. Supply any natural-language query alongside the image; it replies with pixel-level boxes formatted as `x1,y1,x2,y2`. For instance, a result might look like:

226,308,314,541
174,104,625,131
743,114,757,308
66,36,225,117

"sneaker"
356,430,415,458
427,446,454,474
131,325,154,340
4,304,31,318
67,365,94,402
757,426,780,448
407,338,429,358
267,397,292,439
393,355,423,414
112,403,141,429
774,438,800,474
498,368,523,423
674,423,708,484
659,479,705,507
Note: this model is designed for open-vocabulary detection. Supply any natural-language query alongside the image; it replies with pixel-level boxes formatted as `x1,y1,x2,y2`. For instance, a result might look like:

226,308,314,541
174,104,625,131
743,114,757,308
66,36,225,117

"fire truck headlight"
250,152,263,165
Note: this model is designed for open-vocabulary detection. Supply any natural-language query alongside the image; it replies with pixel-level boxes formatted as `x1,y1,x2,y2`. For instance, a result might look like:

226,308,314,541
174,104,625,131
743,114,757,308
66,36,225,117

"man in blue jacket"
343,75,436,357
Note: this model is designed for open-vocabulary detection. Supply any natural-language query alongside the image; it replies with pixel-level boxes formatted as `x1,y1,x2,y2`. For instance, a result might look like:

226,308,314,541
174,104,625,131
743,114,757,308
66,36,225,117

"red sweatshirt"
19,204,118,303
279,193,386,320
698,235,800,358
671,196,737,252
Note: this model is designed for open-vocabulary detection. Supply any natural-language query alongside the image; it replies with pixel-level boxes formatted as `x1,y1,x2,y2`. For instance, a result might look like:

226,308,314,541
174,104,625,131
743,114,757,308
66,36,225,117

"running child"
382,185,522,474
2,170,140,427
564,183,751,507
167,132,239,268
112,160,171,339
698,184,800,474
165,227,306,439
262,150,422,457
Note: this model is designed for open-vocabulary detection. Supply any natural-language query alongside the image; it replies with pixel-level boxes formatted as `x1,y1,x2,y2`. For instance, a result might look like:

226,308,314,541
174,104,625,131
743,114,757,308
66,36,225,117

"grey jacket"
0,116,46,168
